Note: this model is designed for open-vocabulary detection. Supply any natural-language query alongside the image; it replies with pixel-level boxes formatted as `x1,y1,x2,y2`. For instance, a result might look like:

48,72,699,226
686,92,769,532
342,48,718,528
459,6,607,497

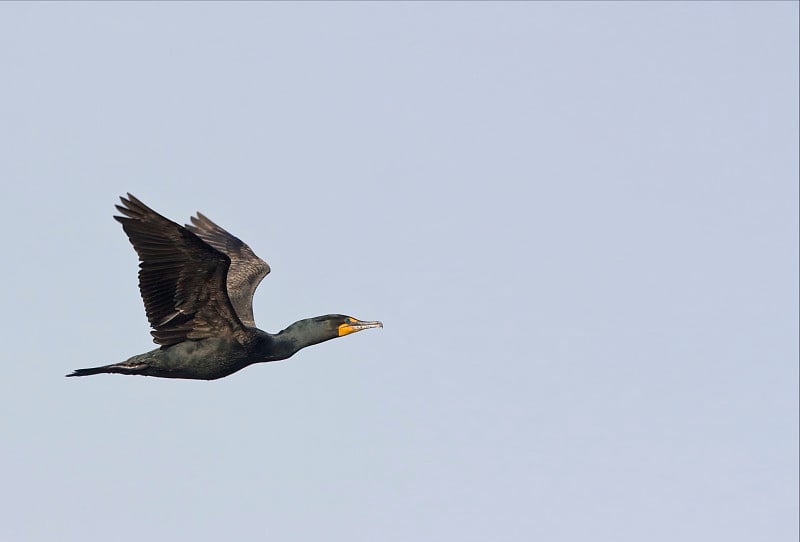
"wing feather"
114,194,245,347
185,212,270,327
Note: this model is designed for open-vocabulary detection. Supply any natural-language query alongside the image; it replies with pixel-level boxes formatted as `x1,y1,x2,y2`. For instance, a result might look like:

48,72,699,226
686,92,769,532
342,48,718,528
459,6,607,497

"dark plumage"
67,194,381,380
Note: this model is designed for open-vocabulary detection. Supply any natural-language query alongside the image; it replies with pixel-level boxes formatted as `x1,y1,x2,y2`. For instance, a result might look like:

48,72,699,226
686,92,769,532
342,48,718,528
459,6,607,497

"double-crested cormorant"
67,194,382,380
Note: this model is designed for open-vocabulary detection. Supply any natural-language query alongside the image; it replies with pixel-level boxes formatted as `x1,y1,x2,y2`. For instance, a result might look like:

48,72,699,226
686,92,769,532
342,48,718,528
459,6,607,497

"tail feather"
66,365,112,377
66,362,149,377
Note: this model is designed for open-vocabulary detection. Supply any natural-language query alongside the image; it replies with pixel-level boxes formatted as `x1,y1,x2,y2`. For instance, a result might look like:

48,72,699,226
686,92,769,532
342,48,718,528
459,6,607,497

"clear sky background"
0,3,797,541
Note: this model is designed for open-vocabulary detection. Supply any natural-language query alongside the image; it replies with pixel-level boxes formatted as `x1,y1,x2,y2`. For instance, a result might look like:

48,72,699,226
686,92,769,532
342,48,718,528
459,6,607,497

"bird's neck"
267,318,336,360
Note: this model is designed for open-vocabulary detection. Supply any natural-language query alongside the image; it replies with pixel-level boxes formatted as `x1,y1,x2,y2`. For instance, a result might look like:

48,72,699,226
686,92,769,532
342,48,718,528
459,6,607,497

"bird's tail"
66,365,112,377
66,361,149,377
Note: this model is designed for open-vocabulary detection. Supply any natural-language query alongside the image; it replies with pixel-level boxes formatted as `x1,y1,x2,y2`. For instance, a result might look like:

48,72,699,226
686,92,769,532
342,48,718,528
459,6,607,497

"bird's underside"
67,194,381,380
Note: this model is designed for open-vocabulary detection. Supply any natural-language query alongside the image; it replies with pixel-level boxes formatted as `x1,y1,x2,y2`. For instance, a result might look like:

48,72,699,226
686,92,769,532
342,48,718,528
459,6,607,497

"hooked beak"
338,319,383,337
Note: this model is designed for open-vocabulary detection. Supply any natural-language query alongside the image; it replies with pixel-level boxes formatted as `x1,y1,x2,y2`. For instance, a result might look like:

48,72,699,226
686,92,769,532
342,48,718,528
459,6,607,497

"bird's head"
313,314,383,338
280,314,383,354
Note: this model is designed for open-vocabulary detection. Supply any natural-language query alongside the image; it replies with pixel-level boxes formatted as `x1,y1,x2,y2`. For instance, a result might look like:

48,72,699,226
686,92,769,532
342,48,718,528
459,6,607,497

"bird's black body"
67,194,381,380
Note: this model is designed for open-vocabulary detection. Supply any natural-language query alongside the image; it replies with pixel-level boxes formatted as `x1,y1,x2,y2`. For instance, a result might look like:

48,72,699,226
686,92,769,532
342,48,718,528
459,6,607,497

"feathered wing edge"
185,212,270,327
114,193,245,347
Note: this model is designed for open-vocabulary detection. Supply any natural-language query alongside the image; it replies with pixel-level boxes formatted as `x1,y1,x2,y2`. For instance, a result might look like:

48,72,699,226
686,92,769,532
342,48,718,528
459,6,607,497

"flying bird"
67,194,382,380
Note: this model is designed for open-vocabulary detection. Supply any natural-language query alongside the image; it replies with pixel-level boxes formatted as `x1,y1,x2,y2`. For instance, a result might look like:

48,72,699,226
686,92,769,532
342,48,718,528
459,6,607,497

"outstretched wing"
185,212,270,328
114,194,246,347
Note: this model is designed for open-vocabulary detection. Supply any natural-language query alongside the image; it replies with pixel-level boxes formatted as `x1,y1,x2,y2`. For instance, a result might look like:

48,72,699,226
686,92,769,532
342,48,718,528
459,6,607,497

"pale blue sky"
1,3,797,541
